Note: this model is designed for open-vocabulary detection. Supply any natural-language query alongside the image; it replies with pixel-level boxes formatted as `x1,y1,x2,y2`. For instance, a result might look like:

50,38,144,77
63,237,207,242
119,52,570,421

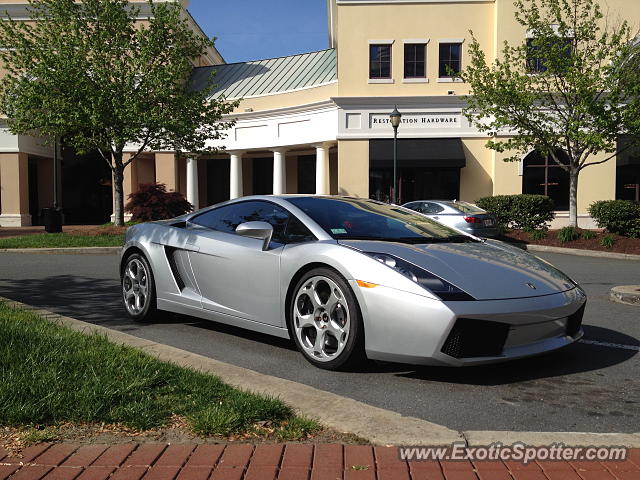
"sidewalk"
1,444,639,480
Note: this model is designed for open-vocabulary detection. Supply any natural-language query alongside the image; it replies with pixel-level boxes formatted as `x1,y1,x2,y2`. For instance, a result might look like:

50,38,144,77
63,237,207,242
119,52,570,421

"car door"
186,200,289,327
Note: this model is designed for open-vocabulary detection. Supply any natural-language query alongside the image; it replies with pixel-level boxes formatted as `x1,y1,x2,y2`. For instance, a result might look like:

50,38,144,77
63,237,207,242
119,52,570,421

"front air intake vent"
566,303,585,337
441,318,510,359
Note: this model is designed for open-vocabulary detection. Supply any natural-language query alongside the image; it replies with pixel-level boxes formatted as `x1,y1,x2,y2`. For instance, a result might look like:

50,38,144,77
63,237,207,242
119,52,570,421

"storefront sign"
370,113,461,129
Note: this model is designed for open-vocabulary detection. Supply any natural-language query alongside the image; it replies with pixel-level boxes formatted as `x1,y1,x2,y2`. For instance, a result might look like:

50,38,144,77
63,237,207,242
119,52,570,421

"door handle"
433,216,439,220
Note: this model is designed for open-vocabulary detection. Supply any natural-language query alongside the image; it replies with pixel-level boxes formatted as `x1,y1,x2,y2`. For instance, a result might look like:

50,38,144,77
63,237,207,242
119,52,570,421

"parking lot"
1,250,638,433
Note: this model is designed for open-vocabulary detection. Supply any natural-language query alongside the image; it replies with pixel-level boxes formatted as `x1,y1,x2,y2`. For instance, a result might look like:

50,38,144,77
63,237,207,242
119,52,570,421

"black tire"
121,252,158,322
289,267,366,370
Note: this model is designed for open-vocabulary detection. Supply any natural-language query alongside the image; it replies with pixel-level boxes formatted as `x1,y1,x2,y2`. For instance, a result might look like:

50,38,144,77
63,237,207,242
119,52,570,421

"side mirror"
235,221,273,250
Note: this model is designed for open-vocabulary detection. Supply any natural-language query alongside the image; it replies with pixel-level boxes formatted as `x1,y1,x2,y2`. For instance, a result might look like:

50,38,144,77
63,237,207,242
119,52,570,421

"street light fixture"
389,106,402,204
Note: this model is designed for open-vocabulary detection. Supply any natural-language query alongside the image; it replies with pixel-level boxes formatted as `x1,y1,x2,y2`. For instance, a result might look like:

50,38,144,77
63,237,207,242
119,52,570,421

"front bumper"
351,281,586,366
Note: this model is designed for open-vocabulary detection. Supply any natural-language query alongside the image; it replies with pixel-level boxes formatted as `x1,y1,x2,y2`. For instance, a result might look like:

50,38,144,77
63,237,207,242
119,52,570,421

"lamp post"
44,136,62,233
389,106,402,204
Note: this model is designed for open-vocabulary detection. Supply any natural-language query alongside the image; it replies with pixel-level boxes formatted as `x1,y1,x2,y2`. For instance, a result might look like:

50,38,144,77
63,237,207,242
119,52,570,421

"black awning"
369,138,466,169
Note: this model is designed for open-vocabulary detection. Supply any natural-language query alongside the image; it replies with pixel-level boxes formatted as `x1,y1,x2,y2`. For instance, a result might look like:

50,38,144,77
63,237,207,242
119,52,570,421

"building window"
438,43,462,78
616,136,640,202
370,44,391,79
404,43,426,78
522,151,570,210
526,37,572,73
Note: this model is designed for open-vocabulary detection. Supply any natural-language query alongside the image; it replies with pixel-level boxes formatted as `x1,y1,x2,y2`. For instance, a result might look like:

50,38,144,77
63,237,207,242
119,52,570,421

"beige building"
1,0,639,227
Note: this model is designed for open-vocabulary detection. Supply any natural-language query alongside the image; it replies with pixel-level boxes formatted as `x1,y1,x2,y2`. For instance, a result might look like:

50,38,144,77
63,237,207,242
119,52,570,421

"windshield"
288,197,476,243
443,201,485,214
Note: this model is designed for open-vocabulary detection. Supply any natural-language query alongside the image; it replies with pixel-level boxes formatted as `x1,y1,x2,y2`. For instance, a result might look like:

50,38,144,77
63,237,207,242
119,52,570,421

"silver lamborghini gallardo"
120,195,586,370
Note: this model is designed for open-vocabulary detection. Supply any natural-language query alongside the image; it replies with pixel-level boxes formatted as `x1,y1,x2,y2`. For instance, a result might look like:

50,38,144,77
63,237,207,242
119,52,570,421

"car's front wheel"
122,252,157,321
290,268,365,370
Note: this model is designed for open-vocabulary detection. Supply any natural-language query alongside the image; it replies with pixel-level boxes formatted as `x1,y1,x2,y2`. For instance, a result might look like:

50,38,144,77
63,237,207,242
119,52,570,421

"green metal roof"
191,49,337,100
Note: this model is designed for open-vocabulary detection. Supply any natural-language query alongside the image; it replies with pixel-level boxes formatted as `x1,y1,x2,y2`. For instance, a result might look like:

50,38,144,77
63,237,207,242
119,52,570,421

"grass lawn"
0,302,319,440
0,233,124,249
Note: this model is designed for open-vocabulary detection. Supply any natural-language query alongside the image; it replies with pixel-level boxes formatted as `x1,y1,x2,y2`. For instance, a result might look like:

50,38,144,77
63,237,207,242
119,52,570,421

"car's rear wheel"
122,252,157,321
290,268,365,370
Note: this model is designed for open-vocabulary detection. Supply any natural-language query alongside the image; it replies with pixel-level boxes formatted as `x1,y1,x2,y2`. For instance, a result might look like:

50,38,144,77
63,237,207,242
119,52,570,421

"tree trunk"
569,169,579,228
112,150,126,227
113,167,125,227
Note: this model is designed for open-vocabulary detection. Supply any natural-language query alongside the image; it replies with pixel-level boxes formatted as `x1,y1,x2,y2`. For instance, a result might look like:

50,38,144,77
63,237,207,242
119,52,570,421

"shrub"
476,194,555,231
529,229,547,241
588,200,640,238
558,226,580,243
125,183,193,222
600,235,616,248
582,230,596,240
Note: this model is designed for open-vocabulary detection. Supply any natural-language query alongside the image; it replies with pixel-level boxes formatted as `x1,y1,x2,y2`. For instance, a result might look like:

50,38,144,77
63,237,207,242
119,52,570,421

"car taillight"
464,216,482,223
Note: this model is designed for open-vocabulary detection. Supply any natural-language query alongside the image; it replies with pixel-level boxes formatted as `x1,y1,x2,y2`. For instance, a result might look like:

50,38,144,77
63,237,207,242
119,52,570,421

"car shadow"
0,274,298,351
1,275,636,384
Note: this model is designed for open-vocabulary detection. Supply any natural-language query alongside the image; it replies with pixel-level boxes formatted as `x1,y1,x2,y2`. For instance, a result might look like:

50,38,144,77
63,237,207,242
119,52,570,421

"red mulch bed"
502,229,640,255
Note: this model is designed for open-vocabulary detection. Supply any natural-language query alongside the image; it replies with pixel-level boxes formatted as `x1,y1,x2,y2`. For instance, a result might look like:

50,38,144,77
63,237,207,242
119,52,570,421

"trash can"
42,207,62,233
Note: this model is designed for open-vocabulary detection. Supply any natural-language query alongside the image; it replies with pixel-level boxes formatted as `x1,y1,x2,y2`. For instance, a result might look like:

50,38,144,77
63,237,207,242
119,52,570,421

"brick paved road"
1,444,639,480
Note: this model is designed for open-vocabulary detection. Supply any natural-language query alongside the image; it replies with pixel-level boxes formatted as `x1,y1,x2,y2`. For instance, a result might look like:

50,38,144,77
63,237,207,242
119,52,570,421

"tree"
459,0,640,227
0,0,237,226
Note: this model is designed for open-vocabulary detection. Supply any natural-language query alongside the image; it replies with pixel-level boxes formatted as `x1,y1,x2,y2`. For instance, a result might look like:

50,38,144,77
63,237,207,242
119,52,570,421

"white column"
229,151,244,199
272,148,287,195
186,157,199,208
314,142,332,195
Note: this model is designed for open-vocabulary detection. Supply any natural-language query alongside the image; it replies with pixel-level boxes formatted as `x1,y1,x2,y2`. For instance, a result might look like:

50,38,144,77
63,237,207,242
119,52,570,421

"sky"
187,0,330,64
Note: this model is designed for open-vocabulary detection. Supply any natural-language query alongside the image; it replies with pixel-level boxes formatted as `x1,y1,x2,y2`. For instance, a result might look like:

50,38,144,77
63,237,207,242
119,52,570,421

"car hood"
339,239,576,300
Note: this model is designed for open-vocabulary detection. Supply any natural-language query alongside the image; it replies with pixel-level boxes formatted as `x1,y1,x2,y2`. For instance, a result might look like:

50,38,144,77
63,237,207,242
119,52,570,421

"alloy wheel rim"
123,258,149,315
293,275,351,362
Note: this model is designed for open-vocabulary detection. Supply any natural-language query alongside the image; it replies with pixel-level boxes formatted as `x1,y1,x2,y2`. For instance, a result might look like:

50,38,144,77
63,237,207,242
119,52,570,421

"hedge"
476,194,555,231
125,183,193,222
588,200,640,238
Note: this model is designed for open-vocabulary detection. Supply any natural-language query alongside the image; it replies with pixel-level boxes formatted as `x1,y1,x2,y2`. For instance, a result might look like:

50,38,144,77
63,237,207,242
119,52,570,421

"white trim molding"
368,78,395,84
368,39,395,45
337,0,494,3
402,38,430,45
437,38,466,44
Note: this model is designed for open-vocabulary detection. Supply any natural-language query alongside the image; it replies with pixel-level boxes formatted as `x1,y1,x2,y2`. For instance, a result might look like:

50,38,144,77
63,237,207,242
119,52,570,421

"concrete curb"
2,295,639,447
0,246,120,254
522,244,640,261
0,296,462,446
610,286,640,306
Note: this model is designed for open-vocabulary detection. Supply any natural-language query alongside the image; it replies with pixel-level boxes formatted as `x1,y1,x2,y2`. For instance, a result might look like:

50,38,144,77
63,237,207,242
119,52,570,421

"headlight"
365,252,475,301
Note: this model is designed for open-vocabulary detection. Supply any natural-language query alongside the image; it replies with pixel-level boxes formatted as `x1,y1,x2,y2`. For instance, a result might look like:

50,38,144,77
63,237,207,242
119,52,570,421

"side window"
423,202,445,214
191,201,290,244
285,216,316,244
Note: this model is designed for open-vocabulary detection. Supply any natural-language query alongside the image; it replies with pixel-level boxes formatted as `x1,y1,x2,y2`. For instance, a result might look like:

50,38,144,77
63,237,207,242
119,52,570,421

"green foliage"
0,302,303,436
459,0,640,226
0,0,238,225
600,235,616,248
0,233,124,249
21,427,60,445
476,194,555,231
275,417,322,441
588,200,640,237
581,230,596,240
529,229,547,241
125,183,193,222
558,226,580,243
